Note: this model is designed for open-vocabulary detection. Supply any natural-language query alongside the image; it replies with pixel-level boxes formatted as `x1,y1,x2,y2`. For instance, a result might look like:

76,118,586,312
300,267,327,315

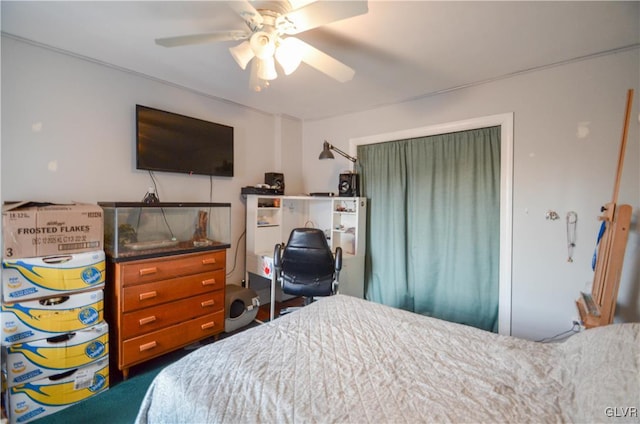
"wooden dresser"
107,249,226,379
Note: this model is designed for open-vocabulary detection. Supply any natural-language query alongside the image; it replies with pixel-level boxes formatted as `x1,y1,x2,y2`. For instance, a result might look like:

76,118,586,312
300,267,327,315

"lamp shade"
319,141,335,159
275,37,303,75
229,41,255,70
256,56,278,81
250,31,276,60
249,60,269,92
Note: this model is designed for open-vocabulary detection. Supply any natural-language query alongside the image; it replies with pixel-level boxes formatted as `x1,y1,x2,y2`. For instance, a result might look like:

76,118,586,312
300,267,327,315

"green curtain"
358,127,501,332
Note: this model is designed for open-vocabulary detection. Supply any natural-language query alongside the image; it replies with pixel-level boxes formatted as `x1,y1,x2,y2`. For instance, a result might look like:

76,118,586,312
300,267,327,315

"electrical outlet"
572,318,584,332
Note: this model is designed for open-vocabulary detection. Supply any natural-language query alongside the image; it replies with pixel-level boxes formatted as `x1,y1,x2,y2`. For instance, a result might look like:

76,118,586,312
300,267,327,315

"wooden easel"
576,89,634,328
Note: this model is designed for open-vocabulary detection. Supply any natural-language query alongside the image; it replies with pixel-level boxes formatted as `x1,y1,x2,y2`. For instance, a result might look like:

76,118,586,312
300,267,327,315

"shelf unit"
331,198,361,257
245,195,366,301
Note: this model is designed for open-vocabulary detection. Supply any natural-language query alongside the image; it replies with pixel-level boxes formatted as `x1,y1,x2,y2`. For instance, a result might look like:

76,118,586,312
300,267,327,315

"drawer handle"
139,316,157,326
201,299,215,307
201,321,215,330
139,267,158,276
139,291,157,301
201,278,216,286
202,258,217,265
139,341,157,352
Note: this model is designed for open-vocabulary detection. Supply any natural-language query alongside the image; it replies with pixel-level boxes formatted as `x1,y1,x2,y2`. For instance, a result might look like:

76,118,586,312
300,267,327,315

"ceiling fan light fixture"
275,37,303,75
156,0,369,91
229,41,255,70
256,57,278,81
249,60,270,92
250,31,276,60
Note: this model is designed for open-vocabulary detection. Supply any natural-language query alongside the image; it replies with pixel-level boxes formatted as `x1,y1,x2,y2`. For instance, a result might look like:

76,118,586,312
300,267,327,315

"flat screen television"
136,105,234,177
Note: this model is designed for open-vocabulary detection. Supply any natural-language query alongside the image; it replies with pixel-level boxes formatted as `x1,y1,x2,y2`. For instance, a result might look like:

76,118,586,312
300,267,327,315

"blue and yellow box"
3,321,108,387
2,250,105,302
5,356,109,424
1,289,103,345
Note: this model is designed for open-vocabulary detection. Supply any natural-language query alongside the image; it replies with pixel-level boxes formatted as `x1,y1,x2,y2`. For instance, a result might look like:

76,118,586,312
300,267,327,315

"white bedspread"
135,295,640,423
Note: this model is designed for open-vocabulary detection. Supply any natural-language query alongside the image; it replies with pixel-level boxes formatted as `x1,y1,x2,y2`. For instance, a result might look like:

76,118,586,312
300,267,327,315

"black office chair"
273,228,342,315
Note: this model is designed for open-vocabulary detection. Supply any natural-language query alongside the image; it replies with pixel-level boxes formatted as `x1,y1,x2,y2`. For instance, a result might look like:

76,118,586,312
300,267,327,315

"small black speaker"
265,172,285,194
338,173,359,197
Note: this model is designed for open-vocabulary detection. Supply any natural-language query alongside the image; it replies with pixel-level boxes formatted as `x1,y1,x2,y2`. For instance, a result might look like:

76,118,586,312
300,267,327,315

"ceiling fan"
155,0,368,91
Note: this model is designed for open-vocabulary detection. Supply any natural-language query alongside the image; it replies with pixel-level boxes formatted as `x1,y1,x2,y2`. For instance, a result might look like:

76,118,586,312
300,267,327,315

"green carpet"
31,321,261,424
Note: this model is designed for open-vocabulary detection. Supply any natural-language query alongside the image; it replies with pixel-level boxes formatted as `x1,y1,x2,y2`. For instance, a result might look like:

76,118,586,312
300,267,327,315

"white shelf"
245,195,367,299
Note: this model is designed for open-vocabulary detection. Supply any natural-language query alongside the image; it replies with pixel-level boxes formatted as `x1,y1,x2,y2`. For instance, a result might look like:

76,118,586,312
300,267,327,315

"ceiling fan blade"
155,31,248,48
227,0,264,31
280,0,368,35
295,38,355,83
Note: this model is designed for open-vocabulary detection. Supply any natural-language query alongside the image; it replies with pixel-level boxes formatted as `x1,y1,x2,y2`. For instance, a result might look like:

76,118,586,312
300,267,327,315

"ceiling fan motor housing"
254,1,292,16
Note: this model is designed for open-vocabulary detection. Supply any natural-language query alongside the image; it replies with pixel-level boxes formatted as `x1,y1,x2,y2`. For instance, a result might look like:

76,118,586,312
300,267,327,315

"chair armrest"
274,243,283,271
335,246,343,271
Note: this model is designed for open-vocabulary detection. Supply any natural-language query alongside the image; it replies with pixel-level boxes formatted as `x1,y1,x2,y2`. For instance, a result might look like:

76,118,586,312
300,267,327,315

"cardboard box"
2,202,103,259
1,289,104,345
5,356,109,424
2,322,109,387
2,250,105,302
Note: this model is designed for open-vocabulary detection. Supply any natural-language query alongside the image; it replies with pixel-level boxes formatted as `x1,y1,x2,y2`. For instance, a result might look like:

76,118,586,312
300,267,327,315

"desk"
245,195,366,315
247,250,363,321
245,252,292,321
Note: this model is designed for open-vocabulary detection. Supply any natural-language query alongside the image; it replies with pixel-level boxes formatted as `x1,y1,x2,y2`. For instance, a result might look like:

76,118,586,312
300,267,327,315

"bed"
135,294,639,423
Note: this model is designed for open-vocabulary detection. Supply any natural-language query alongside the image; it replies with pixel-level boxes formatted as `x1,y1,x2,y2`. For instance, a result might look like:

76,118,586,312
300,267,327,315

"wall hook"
545,210,560,220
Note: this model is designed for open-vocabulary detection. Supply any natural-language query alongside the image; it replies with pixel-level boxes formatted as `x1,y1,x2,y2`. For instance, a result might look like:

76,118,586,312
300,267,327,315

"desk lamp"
319,141,359,196
318,140,356,163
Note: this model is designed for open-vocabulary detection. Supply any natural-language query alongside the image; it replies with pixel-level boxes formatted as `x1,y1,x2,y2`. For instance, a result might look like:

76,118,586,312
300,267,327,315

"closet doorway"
351,113,513,335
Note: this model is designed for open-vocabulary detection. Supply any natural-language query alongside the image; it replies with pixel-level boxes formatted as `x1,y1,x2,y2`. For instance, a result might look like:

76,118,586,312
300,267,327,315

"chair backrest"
280,228,335,297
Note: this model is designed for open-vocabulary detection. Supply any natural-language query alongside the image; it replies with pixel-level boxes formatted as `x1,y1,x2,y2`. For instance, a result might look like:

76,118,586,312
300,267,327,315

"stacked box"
0,290,107,423
1,202,108,423
1,289,104,345
2,251,105,302
5,357,109,424
2,321,109,387
2,202,103,259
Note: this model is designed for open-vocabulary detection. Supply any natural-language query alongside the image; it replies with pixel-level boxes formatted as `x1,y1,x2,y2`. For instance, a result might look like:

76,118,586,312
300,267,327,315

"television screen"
136,105,234,177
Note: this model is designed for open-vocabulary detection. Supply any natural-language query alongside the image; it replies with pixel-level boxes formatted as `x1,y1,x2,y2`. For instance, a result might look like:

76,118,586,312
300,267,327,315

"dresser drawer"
121,310,224,367
120,250,226,285
122,269,225,311
121,291,224,339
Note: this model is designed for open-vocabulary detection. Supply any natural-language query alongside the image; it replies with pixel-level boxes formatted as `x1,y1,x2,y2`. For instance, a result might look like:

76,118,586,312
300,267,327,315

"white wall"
3,35,639,342
1,36,303,286
302,49,640,341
